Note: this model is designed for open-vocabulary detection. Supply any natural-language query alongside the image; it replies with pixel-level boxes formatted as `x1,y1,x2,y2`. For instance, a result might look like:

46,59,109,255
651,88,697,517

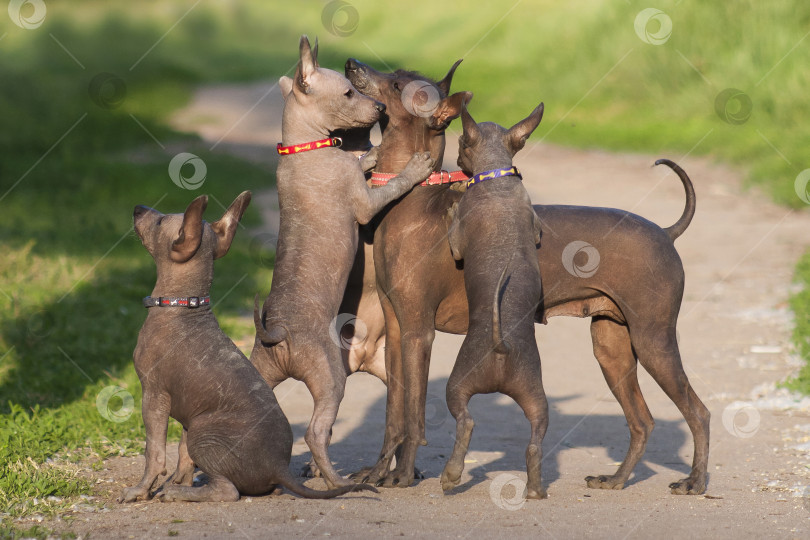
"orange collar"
370,170,469,187
276,137,342,155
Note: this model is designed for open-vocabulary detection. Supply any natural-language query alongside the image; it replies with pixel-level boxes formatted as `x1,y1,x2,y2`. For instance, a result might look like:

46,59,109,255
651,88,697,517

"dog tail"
492,255,513,358
253,294,288,345
276,471,379,499
655,159,696,241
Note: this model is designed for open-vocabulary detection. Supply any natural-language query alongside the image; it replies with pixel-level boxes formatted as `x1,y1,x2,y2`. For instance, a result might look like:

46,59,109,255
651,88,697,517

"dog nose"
345,58,358,72
133,205,149,217
374,101,386,113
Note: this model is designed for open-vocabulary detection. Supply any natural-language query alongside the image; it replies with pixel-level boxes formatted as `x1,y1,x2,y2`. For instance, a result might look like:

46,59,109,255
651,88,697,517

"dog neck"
375,122,446,174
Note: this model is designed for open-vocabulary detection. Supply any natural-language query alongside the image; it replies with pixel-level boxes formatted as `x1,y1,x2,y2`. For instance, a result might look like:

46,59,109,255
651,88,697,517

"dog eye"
157,217,164,226
392,82,400,92
344,89,354,98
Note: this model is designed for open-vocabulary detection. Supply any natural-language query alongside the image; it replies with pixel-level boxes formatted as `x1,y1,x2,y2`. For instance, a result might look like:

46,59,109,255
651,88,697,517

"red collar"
370,170,469,187
276,137,342,155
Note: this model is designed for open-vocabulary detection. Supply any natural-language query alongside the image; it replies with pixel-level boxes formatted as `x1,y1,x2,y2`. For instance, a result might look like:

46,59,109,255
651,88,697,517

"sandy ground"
47,80,810,538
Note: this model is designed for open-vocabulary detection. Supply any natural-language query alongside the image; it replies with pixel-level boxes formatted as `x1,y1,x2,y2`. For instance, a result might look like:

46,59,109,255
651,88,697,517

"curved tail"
253,294,288,345
277,470,378,499
655,159,696,241
492,256,513,358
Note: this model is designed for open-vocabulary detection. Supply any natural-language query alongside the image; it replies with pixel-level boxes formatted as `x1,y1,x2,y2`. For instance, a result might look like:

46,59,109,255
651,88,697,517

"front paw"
118,485,151,503
402,152,434,185
360,146,379,172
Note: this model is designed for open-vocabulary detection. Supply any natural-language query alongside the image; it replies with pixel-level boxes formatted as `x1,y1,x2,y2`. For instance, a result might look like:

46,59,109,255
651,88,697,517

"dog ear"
437,58,463,96
171,195,208,263
279,76,293,100
211,191,252,259
431,91,473,129
295,35,318,94
460,101,481,146
447,202,465,261
506,102,544,153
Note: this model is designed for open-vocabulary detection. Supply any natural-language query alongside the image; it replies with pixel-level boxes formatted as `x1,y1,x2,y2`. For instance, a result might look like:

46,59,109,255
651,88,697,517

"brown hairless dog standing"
442,102,547,498
248,36,434,489
346,59,709,496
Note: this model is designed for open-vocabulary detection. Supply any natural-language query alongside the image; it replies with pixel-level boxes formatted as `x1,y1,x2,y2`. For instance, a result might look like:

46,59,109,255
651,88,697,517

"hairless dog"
121,192,376,502
346,59,709,496
441,102,548,498
248,36,434,489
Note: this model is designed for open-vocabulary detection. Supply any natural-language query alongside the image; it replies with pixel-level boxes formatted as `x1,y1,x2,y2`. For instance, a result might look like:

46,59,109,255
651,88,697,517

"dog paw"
382,467,415,489
402,152,434,185
526,487,548,500
669,477,706,495
585,474,625,490
118,485,150,503
300,461,322,479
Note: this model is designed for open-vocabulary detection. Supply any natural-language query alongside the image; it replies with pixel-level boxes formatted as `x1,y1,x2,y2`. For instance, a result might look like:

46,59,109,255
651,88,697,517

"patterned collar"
465,166,522,188
276,137,342,155
370,170,469,187
142,296,210,309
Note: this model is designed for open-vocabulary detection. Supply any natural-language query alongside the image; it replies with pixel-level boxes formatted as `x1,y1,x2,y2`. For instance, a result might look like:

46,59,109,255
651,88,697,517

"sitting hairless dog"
248,36,434,489
121,192,376,502
345,59,709,496
441,102,548,498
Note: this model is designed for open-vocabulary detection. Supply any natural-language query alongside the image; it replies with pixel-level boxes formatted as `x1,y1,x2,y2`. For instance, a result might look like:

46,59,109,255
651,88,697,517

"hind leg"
159,474,239,503
630,322,710,494
586,317,655,490
167,428,195,487
510,377,549,500
304,354,352,489
440,365,475,492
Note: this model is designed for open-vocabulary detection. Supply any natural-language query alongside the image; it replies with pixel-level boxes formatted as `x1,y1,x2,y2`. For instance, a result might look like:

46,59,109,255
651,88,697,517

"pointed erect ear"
295,35,318,94
507,102,544,153
211,191,252,259
279,76,293,99
171,195,208,263
431,91,473,129
437,58,463,96
460,101,481,146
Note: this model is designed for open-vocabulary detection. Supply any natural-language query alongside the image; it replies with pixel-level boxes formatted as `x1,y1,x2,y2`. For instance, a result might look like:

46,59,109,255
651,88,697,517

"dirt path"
56,81,810,538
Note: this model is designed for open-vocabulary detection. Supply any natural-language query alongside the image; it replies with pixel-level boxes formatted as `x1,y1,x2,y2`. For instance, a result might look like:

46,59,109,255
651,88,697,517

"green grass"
2,0,810,529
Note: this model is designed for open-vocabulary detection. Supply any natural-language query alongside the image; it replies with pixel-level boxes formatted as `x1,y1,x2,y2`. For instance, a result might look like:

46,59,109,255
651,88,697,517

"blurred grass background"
1,0,809,527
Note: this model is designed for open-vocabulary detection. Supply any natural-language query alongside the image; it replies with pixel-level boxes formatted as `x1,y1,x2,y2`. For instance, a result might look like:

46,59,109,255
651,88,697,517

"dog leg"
630,321,710,495
441,371,474,492
119,390,171,502
304,355,352,489
167,427,195,487
511,381,549,500
586,317,654,490
351,295,404,484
